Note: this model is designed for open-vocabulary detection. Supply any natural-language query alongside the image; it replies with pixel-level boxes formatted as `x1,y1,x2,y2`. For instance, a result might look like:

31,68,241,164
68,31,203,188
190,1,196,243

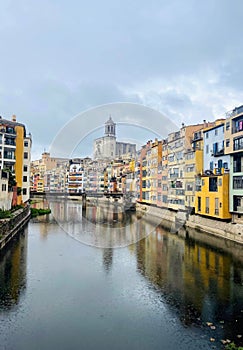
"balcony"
212,149,224,157
5,127,16,135
231,105,243,117
193,131,202,141
4,139,16,147
170,173,179,179
4,156,15,162
236,206,243,213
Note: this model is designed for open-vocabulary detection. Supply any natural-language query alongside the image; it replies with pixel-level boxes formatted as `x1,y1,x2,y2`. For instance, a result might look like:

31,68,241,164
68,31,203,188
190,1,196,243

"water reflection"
1,200,243,349
0,227,27,310
103,248,113,273
38,199,160,248
136,226,243,346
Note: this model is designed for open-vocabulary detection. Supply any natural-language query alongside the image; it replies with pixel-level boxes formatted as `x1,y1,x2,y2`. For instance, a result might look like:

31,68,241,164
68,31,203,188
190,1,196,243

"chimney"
12,114,16,122
203,119,207,128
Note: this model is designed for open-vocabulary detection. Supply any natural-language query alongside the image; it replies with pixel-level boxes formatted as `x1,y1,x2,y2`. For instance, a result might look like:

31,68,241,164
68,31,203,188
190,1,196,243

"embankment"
136,203,243,245
0,206,31,250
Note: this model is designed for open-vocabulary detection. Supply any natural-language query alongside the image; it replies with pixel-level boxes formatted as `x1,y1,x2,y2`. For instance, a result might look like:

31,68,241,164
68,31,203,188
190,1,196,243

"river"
0,199,242,350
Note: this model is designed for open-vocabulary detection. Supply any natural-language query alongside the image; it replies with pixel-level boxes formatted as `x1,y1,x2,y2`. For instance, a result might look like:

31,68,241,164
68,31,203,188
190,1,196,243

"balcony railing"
212,149,224,157
170,173,179,178
236,206,243,213
4,140,16,146
233,142,243,151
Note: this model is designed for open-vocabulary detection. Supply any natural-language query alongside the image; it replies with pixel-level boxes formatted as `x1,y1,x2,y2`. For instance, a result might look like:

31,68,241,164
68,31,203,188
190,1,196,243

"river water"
0,199,242,350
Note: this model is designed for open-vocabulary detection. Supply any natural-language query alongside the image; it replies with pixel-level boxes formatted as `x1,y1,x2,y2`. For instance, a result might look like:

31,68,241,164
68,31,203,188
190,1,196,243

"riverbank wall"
136,203,243,245
0,206,31,250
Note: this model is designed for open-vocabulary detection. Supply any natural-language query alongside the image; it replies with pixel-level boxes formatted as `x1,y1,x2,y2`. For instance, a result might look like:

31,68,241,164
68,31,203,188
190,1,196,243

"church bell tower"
105,116,116,137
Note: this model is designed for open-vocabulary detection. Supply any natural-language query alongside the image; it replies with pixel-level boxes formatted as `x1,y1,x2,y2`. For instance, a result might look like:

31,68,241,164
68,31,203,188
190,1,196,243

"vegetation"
12,204,24,211
0,209,13,219
30,208,51,218
0,205,24,219
225,343,243,350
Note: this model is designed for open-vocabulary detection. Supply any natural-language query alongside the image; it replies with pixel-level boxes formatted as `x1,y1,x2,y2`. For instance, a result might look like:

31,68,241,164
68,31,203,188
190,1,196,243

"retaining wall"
0,206,31,250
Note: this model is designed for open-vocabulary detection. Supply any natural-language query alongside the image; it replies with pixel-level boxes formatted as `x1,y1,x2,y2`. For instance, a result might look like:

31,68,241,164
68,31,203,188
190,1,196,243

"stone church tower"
93,117,116,159
93,116,136,160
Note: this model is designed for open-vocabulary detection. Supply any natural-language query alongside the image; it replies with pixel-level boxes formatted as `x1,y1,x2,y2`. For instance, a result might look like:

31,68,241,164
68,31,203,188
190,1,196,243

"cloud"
1,0,243,159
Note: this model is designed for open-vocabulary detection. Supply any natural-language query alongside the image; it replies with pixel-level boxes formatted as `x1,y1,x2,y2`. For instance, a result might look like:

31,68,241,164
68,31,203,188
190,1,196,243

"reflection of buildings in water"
136,225,243,336
102,248,113,272
0,227,28,309
39,222,50,239
48,199,83,223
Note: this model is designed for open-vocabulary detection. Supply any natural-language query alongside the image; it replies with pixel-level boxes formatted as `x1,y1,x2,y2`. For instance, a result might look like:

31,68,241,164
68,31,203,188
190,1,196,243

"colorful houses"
28,110,243,229
225,105,243,224
0,115,31,207
195,121,231,220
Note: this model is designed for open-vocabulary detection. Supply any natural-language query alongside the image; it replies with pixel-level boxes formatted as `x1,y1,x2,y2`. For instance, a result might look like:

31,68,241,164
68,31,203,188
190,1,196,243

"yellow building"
0,115,31,205
195,171,231,220
184,130,204,212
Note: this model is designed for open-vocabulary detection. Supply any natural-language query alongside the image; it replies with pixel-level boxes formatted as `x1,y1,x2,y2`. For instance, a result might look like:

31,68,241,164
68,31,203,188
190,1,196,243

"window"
206,132,209,139
226,139,230,147
24,141,28,147
206,197,209,213
24,152,28,159
198,197,201,212
209,177,218,192
22,188,27,195
23,176,27,182
233,136,243,151
2,184,7,191
226,121,230,130
162,195,167,203
23,165,28,172
233,176,243,189
215,129,218,136
206,145,209,154
233,155,243,172
215,198,219,215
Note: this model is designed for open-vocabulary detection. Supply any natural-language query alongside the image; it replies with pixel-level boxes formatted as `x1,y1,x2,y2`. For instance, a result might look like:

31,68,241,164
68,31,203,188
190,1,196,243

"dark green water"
0,200,242,350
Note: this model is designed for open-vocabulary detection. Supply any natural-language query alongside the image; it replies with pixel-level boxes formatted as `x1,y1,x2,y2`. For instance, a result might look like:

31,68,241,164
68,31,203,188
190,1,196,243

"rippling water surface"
0,199,242,350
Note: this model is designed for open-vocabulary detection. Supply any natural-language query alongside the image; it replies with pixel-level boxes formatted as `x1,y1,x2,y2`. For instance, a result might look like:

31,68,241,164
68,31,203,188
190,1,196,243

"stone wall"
136,202,243,245
0,206,30,250
187,214,243,244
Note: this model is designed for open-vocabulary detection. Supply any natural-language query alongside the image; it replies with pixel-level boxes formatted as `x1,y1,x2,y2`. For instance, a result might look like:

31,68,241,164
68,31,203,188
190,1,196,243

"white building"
0,170,12,210
203,122,230,173
93,117,136,160
22,135,32,203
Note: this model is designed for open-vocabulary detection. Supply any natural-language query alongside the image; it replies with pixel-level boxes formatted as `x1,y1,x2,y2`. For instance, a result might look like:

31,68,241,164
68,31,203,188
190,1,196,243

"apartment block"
225,105,243,224
195,122,231,220
0,115,31,205
167,123,206,212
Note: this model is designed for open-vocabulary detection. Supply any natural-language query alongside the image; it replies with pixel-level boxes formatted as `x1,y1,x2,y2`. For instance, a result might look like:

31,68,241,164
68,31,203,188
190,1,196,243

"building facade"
0,115,31,205
225,105,243,224
93,117,136,160
195,122,231,220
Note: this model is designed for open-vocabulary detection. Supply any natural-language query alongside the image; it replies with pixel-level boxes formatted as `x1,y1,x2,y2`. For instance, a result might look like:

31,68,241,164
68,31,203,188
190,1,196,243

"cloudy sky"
1,0,243,159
